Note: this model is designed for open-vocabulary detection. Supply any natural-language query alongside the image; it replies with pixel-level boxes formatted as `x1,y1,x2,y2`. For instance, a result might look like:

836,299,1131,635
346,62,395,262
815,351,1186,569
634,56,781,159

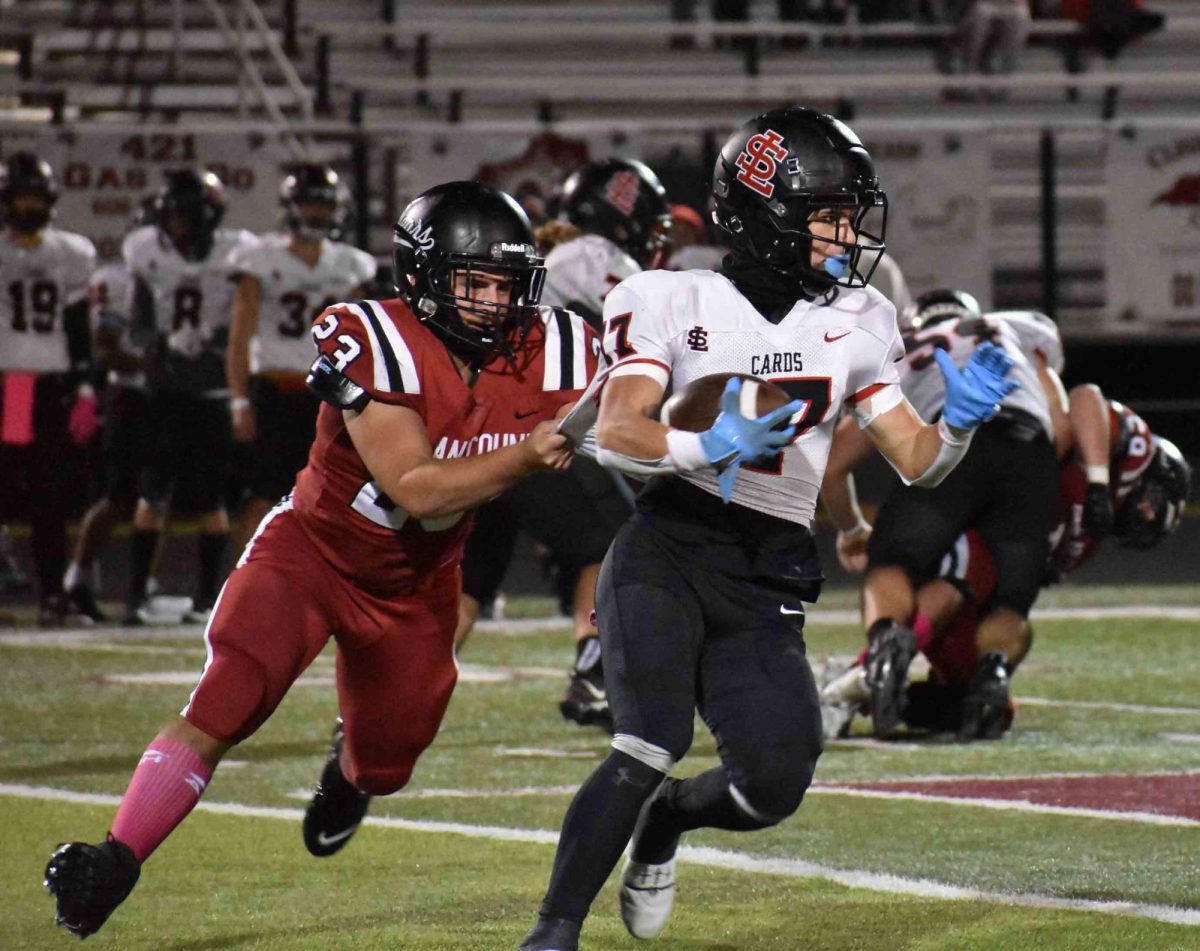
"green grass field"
3,585,1199,950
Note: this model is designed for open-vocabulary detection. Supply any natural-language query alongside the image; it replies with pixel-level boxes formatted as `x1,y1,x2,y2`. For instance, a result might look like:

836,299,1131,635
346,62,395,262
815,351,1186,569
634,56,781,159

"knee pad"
182,649,273,745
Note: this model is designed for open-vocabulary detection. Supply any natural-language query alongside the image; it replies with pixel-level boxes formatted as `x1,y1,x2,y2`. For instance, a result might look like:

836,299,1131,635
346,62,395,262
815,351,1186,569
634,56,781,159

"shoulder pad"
306,353,370,411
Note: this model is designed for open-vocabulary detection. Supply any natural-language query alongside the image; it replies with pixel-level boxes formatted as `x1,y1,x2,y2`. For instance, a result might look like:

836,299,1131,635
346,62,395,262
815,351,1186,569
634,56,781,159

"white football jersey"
542,234,640,328
990,309,1064,374
227,232,377,374
88,262,147,389
596,270,904,526
0,227,95,372
123,225,258,359
899,312,1053,438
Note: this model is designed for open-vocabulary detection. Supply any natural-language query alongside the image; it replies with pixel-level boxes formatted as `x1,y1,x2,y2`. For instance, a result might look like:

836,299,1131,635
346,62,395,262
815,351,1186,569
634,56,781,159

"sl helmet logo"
604,170,641,216
735,130,789,199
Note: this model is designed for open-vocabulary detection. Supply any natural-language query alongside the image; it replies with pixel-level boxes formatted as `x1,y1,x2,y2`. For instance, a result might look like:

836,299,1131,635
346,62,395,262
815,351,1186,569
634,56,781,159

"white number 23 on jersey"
312,313,362,371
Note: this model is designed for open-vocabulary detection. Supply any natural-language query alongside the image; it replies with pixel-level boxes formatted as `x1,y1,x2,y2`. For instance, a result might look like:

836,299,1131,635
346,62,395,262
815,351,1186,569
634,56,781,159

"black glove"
1083,482,1115,539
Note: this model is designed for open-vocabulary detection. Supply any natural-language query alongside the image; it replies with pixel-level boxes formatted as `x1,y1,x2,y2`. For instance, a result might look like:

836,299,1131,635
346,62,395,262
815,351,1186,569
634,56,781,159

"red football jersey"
291,298,598,593
1047,400,1155,578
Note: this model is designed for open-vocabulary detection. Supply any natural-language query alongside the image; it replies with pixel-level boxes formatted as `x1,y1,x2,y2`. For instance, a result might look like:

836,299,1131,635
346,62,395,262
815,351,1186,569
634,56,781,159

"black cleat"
303,719,371,857
559,637,613,733
865,620,917,739
44,835,140,939
67,584,107,624
518,915,581,951
958,651,1012,741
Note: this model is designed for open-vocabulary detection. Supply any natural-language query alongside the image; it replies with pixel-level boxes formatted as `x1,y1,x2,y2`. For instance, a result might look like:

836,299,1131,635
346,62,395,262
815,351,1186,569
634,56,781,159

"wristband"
230,396,251,412
665,429,710,472
937,417,972,447
840,519,871,541
1085,464,1110,485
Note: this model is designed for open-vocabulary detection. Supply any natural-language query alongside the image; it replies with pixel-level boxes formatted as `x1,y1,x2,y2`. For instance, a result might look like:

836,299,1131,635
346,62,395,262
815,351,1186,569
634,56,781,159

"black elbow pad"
306,354,370,411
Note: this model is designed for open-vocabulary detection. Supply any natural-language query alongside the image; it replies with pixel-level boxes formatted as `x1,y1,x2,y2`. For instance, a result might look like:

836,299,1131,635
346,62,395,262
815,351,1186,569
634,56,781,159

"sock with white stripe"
110,735,214,862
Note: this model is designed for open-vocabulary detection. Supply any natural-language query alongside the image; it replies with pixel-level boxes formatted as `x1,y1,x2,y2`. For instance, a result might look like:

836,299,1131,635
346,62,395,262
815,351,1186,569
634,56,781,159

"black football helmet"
393,181,546,365
0,151,58,234
905,288,983,331
280,163,346,241
1115,436,1192,549
154,169,226,261
558,158,671,267
713,106,886,295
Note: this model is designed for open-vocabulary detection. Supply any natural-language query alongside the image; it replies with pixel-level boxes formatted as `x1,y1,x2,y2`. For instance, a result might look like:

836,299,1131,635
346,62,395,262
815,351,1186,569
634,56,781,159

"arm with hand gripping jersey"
593,374,802,503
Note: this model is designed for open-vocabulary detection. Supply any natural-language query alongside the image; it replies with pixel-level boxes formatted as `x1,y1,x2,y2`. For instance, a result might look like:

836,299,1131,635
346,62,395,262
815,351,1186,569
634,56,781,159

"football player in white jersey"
520,106,1017,951
0,152,97,624
226,164,377,546
822,289,1066,740
122,169,258,623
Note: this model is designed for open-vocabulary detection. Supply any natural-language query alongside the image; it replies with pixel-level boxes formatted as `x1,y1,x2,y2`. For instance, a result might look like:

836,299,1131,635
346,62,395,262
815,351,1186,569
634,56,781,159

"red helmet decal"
604,170,641,216
734,130,790,199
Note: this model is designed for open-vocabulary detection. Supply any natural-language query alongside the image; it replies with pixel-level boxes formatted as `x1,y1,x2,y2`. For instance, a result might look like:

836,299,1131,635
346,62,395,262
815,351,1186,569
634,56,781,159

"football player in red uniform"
43,181,598,939
822,385,1191,739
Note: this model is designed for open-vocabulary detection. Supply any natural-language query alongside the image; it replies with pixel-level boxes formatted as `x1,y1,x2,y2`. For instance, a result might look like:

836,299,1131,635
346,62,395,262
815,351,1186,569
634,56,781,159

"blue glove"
935,342,1019,430
698,378,804,502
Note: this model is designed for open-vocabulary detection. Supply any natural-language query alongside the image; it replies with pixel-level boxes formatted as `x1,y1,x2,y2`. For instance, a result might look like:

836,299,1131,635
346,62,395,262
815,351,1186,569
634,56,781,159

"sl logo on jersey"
604,170,641,216
686,326,709,352
735,130,789,199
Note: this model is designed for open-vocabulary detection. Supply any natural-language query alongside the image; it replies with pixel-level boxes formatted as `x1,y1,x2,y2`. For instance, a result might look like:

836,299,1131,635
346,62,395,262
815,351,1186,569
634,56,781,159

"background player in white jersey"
520,106,1017,951
457,158,668,729
823,289,1067,739
61,199,169,622
122,169,258,623
0,152,97,624
226,164,377,547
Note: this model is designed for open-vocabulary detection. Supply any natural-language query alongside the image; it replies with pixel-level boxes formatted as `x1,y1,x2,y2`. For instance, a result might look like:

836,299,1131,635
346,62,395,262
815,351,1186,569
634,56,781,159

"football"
660,373,794,433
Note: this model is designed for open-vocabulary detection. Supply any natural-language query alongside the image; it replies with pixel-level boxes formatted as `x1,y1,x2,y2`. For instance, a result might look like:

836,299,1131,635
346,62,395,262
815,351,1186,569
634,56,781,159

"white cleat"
619,857,677,939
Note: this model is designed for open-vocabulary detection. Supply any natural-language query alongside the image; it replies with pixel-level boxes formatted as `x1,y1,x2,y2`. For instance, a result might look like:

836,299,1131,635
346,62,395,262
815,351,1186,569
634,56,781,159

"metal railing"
194,0,311,157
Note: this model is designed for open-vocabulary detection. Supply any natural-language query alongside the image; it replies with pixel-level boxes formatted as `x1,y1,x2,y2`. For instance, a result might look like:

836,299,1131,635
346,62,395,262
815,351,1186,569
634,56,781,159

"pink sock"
111,735,213,862
911,612,934,654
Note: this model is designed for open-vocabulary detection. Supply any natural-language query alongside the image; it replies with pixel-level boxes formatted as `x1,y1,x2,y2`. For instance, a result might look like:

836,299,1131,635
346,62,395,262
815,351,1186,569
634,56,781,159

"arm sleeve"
599,281,680,390
310,301,423,411
352,249,379,287
225,239,263,280
64,299,92,377
63,237,97,306
846,325,905,428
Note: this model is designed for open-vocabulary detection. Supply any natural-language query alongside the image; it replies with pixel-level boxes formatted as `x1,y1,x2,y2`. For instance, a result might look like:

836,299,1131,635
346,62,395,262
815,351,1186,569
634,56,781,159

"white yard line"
468,603,1200,633
288,784,580,801
1017,697,1200,716
2,782,1196,927
3,603,1196,646
809,785,1199,827
98,664,562,688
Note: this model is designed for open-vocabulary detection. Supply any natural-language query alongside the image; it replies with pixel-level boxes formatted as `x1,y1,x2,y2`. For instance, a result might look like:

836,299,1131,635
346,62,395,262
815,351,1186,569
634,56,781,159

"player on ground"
226,163,377,548
458,158,669,729
43,181,596,940
822,387,1191,738
119,169,259,624
520,106,1017,951
823,290,1065,739
0,152,97,624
